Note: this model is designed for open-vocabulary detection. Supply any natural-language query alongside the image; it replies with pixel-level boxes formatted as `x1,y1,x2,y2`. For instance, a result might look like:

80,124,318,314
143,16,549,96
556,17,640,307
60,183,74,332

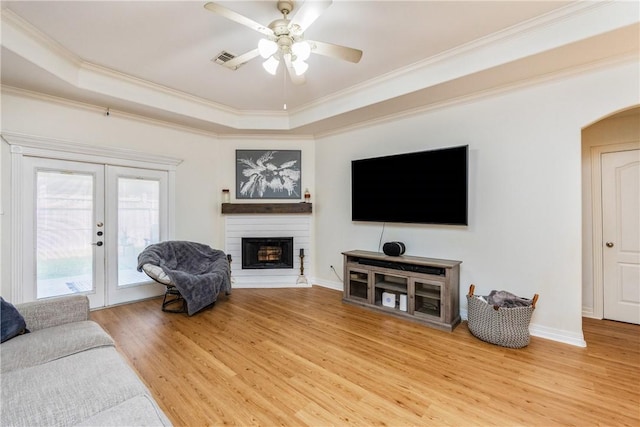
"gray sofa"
0,295,172,426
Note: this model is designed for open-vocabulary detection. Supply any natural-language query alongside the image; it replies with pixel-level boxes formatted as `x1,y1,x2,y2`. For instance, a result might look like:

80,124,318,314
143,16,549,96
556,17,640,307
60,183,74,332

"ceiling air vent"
212,51,243,69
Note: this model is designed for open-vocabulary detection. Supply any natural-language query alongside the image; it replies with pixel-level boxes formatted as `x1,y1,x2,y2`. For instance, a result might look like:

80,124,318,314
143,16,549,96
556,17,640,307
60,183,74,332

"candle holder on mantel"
296,248,308,285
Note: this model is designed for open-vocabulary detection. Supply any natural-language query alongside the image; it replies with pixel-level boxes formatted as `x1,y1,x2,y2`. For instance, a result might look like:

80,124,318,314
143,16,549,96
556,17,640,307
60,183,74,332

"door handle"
605,242,614,248
91,241,103,247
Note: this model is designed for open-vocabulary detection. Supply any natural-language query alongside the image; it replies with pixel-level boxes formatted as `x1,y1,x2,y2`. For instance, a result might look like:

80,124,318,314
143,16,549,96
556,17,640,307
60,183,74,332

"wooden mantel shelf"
221,203,312,215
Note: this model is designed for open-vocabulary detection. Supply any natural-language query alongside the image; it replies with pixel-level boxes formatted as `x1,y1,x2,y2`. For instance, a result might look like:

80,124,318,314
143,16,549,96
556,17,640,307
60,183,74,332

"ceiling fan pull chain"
283,65,287,110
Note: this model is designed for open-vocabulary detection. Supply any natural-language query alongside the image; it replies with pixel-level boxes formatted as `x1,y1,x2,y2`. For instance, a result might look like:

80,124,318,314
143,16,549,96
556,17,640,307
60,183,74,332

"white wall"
314,60,639,347
0,90,314,298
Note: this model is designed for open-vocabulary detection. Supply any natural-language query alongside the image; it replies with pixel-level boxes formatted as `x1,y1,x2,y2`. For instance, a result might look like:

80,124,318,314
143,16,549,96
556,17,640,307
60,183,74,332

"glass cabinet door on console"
412,279,444,322
346,268,370,302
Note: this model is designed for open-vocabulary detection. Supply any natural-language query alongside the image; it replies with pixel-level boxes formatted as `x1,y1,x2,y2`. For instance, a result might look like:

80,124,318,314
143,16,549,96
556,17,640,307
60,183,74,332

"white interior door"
22,157,106,308
602,149,640,324
22,158,168,308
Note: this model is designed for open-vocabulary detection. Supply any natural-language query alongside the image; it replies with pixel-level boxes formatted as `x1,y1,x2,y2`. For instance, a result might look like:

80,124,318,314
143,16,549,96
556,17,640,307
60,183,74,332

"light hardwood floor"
91,286,640,426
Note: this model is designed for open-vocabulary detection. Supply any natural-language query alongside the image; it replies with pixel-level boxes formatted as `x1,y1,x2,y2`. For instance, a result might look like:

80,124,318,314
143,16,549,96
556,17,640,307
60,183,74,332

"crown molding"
0,84,222,138
1,84,316,140
314,51,639,140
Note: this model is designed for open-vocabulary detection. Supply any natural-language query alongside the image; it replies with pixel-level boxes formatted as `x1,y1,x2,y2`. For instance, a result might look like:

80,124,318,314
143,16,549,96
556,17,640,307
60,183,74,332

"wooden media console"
342,250,461,332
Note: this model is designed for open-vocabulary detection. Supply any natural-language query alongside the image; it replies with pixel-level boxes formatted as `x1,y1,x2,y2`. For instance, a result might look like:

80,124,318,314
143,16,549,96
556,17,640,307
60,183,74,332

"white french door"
21,157,167,308
22,157,107,307
106,166,168,305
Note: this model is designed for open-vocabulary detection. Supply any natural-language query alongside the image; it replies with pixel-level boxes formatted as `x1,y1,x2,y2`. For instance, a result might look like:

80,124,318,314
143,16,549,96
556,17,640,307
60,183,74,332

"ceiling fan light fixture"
258,39,278,58
263,56,280,75
292,59,308,76
292,41,311,61
205,1,363,84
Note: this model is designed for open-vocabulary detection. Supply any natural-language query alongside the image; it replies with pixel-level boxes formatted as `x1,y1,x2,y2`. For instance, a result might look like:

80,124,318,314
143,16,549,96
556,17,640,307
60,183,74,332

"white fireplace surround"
224,215,311,288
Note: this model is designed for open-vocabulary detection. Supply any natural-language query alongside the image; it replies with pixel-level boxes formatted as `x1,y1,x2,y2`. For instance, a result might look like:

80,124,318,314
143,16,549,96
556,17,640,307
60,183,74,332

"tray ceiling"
1,1,638,136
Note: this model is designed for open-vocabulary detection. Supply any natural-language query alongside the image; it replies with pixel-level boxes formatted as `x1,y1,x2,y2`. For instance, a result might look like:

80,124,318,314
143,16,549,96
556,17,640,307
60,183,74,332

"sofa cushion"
77,394,172,426
1,346,159,426
17,295,90,332
0,320,114,373
1,298,28,343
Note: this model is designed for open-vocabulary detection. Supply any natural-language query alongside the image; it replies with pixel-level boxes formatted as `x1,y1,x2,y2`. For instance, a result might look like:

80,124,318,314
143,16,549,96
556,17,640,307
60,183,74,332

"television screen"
351,145,468,225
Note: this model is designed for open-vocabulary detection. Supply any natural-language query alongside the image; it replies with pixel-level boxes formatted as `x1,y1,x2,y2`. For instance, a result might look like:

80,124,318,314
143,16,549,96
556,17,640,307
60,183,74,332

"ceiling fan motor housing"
277,1,294,15
269,18,291,37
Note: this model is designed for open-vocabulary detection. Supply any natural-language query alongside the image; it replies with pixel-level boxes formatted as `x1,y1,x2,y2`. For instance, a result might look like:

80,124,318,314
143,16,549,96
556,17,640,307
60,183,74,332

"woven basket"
466,284,539,349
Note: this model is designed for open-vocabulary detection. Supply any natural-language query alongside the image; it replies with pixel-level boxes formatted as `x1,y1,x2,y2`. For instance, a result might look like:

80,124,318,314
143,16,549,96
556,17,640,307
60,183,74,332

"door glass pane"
36,171,94,298
118,178,160,286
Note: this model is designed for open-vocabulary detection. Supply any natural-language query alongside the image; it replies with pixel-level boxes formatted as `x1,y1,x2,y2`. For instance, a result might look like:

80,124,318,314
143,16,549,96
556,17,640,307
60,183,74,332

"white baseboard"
529,324,587,347
311,278,343,291
582,307,599,319
230,276,340,290
231,276,312,288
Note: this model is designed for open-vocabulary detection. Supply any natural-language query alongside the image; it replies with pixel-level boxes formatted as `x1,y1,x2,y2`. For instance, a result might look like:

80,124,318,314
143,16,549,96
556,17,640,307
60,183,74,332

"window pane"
36,171,94,298
118,178,160,286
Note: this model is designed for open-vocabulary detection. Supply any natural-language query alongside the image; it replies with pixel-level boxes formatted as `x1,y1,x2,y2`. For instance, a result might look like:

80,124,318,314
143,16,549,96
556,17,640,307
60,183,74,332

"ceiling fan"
204,0,363,85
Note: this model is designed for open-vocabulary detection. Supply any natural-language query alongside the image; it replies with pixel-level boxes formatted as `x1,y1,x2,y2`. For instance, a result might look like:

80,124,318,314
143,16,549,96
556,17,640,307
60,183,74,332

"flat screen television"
351,145,468,225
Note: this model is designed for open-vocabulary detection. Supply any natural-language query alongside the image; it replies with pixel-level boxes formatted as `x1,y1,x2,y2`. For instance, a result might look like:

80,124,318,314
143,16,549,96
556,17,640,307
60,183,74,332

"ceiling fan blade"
289,0,332,35
221,49,260,69
284,55,306,86
308,40,363,63
204,2,273,37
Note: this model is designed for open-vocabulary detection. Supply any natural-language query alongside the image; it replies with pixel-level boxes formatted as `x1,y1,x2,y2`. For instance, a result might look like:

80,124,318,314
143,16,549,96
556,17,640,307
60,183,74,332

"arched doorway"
582,106,640,323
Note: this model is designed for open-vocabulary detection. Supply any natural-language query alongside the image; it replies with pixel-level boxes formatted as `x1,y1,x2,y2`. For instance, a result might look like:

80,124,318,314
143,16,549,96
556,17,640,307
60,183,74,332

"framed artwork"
236,150,302,199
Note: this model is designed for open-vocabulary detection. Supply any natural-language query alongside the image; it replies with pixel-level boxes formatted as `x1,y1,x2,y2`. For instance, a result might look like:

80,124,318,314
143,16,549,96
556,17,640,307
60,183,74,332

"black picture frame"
236,150,302,199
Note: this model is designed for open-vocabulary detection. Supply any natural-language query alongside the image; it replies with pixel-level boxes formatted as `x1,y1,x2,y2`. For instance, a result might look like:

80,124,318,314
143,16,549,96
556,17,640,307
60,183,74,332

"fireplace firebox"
242,237,294,269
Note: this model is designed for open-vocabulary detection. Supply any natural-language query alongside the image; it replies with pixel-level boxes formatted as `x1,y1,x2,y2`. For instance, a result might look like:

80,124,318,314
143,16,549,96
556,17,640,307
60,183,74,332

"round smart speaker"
382,241,406,257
